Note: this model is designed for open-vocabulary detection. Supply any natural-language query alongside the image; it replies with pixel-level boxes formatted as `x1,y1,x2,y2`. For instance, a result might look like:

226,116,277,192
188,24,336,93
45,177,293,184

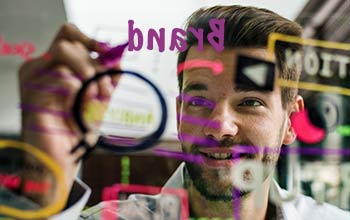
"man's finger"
49,40,96,80
51,23,107,53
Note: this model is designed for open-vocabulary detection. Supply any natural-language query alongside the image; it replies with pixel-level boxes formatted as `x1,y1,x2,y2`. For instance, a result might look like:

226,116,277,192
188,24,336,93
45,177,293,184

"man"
17,5,350,220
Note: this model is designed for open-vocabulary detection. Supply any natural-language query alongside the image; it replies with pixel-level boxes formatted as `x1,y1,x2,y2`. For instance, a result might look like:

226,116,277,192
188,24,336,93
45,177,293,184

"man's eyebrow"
183,83,208,93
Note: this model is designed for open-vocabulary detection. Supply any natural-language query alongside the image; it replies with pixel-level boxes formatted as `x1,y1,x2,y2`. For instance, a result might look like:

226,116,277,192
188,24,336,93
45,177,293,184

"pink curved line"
291,109,326,144
177,59,224,76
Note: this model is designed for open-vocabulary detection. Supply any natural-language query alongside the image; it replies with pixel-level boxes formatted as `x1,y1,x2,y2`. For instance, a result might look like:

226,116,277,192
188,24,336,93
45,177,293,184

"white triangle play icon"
242,64,268,87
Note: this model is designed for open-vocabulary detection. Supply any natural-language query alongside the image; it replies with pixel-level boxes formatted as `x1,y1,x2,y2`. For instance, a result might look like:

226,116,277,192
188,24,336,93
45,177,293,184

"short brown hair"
177,5,303,108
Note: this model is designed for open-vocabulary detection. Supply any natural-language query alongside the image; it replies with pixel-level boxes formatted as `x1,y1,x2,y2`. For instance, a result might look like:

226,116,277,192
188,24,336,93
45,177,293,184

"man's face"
177,45,295,201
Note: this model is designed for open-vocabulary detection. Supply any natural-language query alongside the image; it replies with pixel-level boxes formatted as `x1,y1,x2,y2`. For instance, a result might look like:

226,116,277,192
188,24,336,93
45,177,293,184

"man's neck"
187,177,273,220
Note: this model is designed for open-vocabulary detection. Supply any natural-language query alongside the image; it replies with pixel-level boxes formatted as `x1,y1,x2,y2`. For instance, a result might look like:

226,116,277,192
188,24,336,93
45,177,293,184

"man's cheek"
178,118,201,134
180,143,192,154
178,126,201,153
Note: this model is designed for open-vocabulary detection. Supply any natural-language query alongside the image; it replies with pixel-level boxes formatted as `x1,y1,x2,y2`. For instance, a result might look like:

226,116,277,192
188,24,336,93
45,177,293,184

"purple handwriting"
128,19,225,52
101,136,138,146
177,113,220,129
233,188,241,220
25,124,79,137
177,92,216,109
152,144,350,165
153,148,204,164
19,103,71,118
35,68,84,81
177,132,218,147
24,82,71,97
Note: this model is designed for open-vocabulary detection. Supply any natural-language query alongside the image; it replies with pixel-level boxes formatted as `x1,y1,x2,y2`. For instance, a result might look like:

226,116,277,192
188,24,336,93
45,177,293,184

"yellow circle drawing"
0,139,67,219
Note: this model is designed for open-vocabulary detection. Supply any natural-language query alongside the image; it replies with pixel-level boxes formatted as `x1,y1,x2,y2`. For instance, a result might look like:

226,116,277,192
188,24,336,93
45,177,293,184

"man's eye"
188,97,215,109
239,99,263,107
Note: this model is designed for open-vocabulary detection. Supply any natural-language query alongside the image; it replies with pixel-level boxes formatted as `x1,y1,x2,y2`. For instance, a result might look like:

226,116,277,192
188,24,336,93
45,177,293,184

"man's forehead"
183,45,276,84
185,45,275,64
182,45,280,94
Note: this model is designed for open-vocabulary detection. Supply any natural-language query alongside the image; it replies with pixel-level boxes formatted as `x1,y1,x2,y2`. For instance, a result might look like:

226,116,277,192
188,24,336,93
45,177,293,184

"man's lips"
198,145,259,161
200,151,233,160
199,148,234,160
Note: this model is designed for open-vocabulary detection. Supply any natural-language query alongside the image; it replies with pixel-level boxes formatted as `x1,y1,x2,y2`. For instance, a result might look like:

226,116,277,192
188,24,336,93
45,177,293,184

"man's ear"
283,95,304,145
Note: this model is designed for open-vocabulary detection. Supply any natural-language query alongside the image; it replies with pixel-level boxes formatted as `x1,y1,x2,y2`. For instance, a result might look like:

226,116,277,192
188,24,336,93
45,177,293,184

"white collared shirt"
51,163,349,220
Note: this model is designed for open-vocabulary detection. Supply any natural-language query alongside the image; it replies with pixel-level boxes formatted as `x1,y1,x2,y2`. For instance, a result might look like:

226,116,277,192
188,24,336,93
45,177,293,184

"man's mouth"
197,149,256,168
198,145,258,162
200,152,233,160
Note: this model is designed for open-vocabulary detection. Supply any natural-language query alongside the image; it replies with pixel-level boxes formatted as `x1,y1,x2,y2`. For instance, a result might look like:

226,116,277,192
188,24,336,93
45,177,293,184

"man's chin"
185,162,252,202
194,189,252,202
194,187,252,202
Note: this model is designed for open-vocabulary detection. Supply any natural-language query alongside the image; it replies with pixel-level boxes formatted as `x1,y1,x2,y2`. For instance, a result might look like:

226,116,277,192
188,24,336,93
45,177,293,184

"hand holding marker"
71,41,167,159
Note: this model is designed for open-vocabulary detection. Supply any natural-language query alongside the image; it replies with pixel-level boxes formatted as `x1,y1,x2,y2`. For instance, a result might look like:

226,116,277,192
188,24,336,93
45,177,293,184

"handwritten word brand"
128,19,225,52
0,35,35,60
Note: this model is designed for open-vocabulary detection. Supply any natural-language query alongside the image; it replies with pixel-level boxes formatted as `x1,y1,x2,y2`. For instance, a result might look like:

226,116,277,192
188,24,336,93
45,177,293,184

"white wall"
0,0,67,134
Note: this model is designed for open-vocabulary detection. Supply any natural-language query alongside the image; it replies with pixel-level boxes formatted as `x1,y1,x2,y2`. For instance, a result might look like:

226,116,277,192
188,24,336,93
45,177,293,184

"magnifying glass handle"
71,139,95,163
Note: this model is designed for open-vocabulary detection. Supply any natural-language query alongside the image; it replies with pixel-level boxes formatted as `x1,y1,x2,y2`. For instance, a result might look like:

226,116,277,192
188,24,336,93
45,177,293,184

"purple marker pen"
98,42,129,68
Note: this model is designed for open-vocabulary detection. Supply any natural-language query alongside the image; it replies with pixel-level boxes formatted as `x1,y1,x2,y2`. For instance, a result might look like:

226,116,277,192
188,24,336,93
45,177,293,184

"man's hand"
18,23,117,195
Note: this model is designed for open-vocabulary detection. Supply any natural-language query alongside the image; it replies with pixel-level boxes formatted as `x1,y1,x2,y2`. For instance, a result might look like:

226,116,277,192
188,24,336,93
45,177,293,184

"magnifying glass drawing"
70,69,168,161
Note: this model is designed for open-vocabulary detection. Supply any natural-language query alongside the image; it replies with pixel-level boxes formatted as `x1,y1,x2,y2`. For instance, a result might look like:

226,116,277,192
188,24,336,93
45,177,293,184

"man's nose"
203,102,239,141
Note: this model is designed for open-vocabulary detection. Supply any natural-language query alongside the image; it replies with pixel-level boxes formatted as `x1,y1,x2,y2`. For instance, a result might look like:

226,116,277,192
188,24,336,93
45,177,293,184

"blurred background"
0,0,349,210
